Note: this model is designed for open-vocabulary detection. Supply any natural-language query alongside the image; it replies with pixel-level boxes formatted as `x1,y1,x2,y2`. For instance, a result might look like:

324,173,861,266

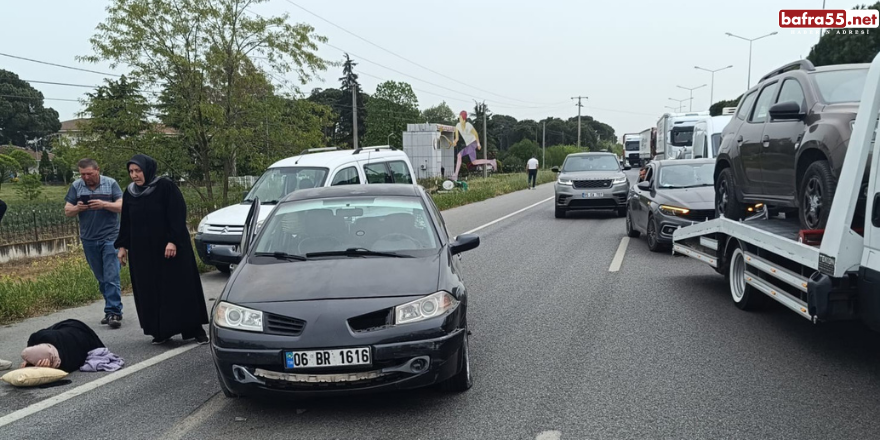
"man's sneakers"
101,314,123,329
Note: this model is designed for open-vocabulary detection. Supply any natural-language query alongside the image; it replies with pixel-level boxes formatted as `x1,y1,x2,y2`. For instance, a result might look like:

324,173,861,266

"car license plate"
284,347,371,369
581,192,603,198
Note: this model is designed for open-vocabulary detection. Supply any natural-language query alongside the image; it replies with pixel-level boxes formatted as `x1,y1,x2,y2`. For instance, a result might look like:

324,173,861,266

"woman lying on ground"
20,319,106,373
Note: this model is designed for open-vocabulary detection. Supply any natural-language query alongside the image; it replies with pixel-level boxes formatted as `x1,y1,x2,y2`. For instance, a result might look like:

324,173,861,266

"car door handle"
762,135,770,147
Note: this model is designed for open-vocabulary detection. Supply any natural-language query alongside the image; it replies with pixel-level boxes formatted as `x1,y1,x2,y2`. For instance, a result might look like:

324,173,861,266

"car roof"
811,63,870,73
279,183,422,203
566,152,616,157
268,147,409,169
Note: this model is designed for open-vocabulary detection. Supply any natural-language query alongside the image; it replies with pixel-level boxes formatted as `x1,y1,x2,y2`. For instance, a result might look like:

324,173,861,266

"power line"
280,0,551,106
0,52,121,77
0,94,81,103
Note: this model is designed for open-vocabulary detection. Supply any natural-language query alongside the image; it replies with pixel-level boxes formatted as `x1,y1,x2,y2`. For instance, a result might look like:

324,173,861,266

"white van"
691,115,733,159
194,146,416,272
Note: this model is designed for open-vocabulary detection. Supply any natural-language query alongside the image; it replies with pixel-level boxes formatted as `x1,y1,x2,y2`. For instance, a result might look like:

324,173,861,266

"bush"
15,174,44,201
431,170,555,211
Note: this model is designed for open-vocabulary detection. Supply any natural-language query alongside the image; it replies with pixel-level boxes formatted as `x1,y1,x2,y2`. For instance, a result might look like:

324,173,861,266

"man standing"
451,111,481,180
526,156,539,189
64,159,124,329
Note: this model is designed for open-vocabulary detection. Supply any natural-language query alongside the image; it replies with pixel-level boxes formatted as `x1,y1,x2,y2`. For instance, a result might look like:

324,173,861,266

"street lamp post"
668,98,688,113
694,65,733,105
676,84,707,112
387,133,393,147
726,31,778,88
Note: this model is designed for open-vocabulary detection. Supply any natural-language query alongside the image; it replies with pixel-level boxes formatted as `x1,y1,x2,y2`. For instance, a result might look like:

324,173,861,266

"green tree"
0,154,20,191
308,87,343,144
710,95,742,116
0,69,62,147
15,174,43,200
38,150,52,182
80,0,331,204
808,2,880,66
421,101,456,125
337,54,368,149
1,148,36,174
508,138,540,163
52,157,72,184
365,80,420,147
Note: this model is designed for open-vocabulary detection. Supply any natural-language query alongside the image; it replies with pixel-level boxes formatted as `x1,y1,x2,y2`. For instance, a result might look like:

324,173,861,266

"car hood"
226,253,442,303
202,202,273,227
559,171,625,181
655,186,715,210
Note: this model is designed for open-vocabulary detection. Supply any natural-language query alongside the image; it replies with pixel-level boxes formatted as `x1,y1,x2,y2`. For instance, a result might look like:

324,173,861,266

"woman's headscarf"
21,343,61,369
126,154,161,198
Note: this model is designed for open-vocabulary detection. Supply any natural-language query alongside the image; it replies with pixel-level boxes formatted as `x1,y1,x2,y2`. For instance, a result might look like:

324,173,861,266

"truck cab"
657,112,711,160
622,134,641,167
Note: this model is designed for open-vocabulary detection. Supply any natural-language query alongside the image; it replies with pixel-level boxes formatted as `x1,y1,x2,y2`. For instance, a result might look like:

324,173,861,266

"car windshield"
252,196,440,257
658,163,715,188
711,134,722,156
670,127,694,146
813,68,868,103
562,155,620,172
242,167,329,204
625,141,639,151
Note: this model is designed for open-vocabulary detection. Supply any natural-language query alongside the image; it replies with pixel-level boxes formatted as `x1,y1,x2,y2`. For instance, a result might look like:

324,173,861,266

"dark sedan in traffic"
207,184,479,399
626,159,721,252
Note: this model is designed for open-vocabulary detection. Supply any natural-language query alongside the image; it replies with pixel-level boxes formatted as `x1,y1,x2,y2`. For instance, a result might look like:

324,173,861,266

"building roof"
59,118,89,133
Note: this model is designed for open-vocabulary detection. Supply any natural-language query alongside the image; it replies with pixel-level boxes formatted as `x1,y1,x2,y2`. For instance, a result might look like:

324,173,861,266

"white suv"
195,146,416,272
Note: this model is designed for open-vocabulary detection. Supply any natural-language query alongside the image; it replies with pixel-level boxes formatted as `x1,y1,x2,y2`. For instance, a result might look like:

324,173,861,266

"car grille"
264,313,306,336
572,180,612,189
682,209,716,221
205,224,244,235
568,199,619,208
262,372,406,391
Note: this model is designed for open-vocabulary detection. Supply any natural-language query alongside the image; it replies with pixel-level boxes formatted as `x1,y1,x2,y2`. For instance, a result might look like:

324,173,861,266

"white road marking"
608,237,630,272
462,196,554,235
0,343,201,428
162,392,229,440
536,430,562,440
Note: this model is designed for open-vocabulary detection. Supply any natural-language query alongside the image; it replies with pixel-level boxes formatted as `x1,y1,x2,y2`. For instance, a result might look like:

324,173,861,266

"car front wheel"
799,160,836,230
441,328,473,392
626,209,640,238
716,168,748,221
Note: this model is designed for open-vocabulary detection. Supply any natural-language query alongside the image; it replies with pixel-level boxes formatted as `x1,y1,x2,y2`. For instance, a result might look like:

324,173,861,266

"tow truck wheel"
727,244,764,310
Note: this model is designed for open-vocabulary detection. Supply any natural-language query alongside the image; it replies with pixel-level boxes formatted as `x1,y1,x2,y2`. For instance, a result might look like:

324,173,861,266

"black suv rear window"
813,69,868,103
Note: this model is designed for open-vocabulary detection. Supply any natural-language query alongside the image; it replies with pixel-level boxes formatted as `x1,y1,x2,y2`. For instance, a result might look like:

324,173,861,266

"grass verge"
0,240,215,325
429,170,556,211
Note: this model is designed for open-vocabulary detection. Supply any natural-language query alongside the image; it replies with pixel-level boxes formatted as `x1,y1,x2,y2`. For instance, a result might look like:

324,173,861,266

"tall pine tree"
336,54,368,149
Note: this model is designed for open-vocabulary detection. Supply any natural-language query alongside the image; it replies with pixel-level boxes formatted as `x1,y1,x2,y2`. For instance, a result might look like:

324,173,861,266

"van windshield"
670,127,694,146
243,167,329,204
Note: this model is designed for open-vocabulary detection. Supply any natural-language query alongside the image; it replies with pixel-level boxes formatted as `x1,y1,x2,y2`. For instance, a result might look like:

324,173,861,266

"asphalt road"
4,170,880,439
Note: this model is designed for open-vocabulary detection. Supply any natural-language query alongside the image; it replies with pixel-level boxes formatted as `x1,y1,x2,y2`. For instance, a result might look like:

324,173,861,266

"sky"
2,0,857,141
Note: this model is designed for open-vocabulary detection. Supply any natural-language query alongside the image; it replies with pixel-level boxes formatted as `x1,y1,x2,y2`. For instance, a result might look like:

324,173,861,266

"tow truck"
671,53,880,332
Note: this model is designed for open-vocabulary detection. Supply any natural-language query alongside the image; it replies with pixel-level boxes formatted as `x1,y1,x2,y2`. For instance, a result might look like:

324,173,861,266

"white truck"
671,53,880,332
638,127,656,165
622,133,642,167
655,111,711,160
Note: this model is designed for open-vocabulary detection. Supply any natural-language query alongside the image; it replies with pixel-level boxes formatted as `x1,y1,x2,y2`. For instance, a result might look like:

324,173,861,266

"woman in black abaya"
115,154,209,345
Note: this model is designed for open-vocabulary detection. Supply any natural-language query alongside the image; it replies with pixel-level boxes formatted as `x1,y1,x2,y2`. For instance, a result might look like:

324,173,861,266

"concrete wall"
0,236,78,264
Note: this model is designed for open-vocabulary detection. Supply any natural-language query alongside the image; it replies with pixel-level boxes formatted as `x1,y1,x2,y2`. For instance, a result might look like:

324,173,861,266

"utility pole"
542,121,546,169
352,84,359,149
571,96,587,149
483,103,488,178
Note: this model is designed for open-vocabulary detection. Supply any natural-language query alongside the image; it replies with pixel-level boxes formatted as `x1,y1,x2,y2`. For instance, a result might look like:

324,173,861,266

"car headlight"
557,177,572,186
659,205,690,216
214,301,263,332
394,291,459,325
197,217,208,233
612,176,628,184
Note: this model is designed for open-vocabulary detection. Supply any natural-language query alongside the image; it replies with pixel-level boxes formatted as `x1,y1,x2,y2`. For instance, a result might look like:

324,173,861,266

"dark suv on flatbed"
714,60,870,230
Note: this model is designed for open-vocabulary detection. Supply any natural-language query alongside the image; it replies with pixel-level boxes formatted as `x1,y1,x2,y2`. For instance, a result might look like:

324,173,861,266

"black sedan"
207,184,479,399
626,159,719,252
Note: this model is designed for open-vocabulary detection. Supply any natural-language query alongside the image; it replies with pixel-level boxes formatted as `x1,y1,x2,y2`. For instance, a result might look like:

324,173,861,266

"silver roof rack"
759,60,815,83
353,145,394,155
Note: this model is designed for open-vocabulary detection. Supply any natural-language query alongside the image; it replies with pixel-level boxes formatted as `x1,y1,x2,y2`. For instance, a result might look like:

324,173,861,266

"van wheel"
716,168,747,220
799,160,836,230
726,243,765,311
215,264,231,274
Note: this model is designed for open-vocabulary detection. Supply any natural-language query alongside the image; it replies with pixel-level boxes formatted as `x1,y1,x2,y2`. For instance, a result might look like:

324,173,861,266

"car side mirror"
211,246,243,264
551,166,560,173
450,234,480,255
624,164,632,170
638,181,652,191
769,101,805,120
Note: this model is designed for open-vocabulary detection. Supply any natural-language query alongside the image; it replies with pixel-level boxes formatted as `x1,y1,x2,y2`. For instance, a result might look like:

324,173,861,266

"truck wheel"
626,210,640,238
726,244,764,311
716,168,748,221
798,160,836,230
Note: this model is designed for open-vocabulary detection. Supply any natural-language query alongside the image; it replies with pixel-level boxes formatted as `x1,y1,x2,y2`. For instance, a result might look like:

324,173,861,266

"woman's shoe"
151,337,170,345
